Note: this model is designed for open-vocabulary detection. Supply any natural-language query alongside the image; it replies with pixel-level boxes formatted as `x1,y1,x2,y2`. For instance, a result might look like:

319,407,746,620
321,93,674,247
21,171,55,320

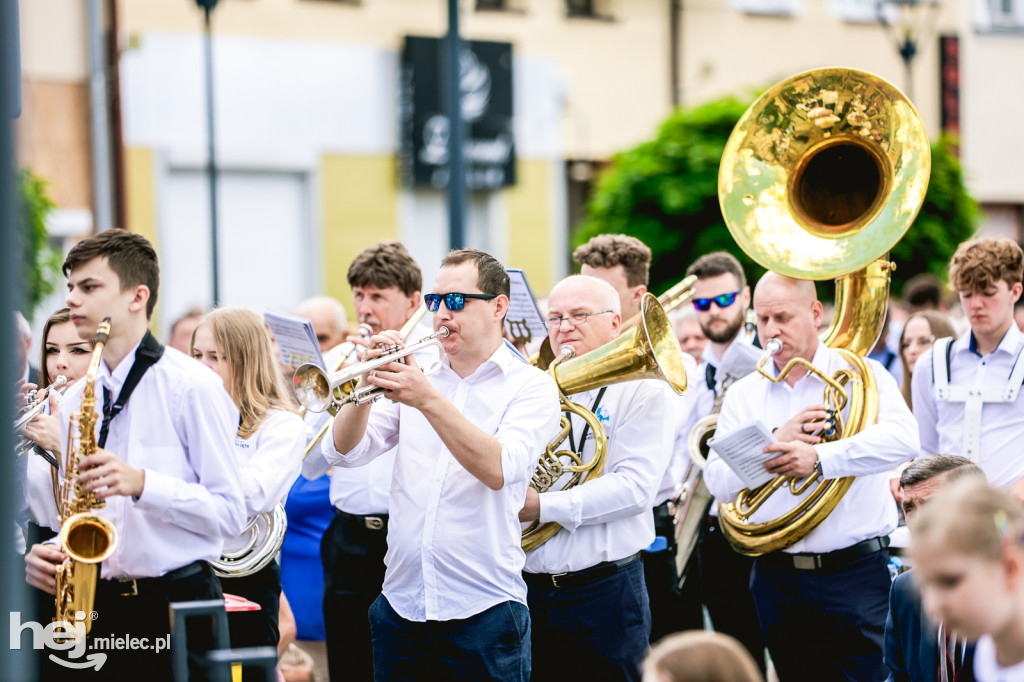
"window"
987,0,1024,28
476,0,508,10
566,0,614,20
729,0,803,17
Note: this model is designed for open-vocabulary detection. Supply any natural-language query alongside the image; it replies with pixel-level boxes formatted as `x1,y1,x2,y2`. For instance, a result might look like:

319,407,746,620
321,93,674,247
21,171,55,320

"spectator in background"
15,311,39,386
1015,301,1024,332
167,306,204,353
868,313,902,386
903,273,946,314
643,631,764,682
897,311,956,409
674,309,709,362
296,296,348,354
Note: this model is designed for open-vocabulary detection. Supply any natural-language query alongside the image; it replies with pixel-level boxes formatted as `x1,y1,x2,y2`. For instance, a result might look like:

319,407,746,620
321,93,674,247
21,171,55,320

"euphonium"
210,504,288,578
54,318,118,637
522,293,689,551
714,67,930,555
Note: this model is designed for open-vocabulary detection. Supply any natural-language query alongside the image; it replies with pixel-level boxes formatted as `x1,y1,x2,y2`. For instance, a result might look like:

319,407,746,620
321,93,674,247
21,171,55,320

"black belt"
756,536,890,571
335,509,389,531
525,552,641,590
101,560,209,597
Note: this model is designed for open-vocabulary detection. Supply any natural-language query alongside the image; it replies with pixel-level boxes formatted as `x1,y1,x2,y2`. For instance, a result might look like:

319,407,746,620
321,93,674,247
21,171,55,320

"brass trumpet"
14,375,68,459
293,327,449,413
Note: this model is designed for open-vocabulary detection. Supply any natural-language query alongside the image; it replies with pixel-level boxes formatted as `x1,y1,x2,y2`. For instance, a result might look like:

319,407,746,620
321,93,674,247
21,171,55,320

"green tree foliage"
575,95,979,298
18,169,62,320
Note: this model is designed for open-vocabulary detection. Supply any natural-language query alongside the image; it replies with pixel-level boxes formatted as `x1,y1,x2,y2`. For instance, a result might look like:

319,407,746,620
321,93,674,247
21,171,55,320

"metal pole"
1,0,32,677
203,6,220,305
444,0,466,250
88,0,114,231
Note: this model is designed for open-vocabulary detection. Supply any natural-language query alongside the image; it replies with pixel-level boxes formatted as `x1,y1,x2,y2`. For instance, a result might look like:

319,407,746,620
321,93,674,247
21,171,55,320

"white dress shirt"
704,341,919,554
303,316,436,515
23,391,64,531
911,324,1024,488
323,342,560,622
681,340,767,517
57,344,246,579
655,355,699,505
524,379,677,574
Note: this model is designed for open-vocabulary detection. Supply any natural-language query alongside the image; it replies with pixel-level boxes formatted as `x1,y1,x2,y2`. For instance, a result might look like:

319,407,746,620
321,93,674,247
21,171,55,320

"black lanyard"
98,331,165,448
567,387,608,455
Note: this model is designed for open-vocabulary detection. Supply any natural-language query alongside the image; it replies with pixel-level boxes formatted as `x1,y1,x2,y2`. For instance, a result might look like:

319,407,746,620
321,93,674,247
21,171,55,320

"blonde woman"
190,307,304,669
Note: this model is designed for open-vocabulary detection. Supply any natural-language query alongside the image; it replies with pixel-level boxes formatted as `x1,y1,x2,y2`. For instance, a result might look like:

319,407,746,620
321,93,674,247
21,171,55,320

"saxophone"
54,317,118,636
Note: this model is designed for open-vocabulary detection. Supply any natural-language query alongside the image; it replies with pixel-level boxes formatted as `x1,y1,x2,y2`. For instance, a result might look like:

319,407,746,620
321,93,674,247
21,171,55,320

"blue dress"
280,472,334,641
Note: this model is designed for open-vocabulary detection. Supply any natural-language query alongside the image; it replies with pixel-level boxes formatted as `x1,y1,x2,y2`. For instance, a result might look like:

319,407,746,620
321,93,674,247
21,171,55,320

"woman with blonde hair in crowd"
899,311,957,409
643,631,764,682
190,307,304,676
911,478,1024,680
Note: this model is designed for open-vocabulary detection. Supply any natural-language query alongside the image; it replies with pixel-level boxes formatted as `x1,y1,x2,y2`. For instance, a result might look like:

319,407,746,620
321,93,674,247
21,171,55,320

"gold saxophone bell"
522,293,689,551
714,67,930,556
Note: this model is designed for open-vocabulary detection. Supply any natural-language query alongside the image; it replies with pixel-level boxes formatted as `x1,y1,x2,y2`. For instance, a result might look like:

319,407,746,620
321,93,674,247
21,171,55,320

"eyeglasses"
424,292,498,312
900,335,935,350
546,310,613,329
692,291,740,312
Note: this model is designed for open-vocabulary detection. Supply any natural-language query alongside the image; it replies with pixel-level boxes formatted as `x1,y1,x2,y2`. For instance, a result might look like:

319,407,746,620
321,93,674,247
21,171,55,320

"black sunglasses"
692,291,740,312
424,292,498,312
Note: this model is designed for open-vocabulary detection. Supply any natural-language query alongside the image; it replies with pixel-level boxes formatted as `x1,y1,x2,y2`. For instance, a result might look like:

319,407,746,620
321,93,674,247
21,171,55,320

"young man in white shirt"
910,238,1024,500
704,272,919,682
682,251,767,674
302,241,431,682
519,275,677,682
22,229,245,680
324,248,560,681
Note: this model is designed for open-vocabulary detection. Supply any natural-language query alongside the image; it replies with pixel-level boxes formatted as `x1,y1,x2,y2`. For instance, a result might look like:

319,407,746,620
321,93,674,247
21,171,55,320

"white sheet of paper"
264,310,326,371
708,420,778,489
504,269,547,346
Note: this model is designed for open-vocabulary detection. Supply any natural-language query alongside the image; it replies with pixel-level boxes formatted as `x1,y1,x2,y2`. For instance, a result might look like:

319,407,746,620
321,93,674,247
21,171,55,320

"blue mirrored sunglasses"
424,292,498,312
692,291,740,312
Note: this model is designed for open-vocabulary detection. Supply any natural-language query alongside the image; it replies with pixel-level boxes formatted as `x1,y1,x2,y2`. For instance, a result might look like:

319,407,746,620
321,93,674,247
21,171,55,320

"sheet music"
708,420,778,489
504,269,547,347
264,310,326,371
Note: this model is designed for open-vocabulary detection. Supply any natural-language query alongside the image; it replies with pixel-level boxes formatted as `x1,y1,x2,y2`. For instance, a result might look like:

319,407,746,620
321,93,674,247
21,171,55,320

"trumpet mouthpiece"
437,326,450,338
765,338,783,355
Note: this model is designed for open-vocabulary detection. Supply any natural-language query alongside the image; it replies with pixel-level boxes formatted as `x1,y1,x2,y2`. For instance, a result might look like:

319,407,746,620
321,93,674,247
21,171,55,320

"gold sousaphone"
715,67,931,555
522,293,689,551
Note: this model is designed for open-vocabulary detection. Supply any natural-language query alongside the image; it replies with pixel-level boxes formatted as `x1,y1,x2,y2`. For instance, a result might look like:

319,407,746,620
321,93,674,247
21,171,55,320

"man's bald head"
753,271,823,368
755,272,818,307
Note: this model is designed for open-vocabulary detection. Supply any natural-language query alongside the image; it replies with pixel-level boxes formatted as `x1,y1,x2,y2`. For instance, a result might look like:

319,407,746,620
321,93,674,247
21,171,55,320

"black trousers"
642,502,704,643
751,549,891,682
219,560,282,681
699,516,767,673
34,561,223,682
321,509,389,682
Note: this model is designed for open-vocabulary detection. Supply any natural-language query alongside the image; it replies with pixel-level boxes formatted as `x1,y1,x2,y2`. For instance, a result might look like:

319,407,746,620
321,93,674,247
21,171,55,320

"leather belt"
525,552,641,590
336,509,388,531
102,560,208,598
757,536,890,571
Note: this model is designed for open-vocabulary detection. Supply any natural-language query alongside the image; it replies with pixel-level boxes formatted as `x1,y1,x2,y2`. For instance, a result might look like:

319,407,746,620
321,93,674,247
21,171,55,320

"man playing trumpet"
324,248,559,681
520,275,681,682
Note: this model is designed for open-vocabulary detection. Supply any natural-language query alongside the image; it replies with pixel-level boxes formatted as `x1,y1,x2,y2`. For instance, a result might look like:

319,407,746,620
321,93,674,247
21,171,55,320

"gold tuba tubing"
714,67,930,556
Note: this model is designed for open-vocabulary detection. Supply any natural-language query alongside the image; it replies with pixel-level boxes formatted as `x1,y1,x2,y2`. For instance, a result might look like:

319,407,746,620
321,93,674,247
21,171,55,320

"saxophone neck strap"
99,330,165,448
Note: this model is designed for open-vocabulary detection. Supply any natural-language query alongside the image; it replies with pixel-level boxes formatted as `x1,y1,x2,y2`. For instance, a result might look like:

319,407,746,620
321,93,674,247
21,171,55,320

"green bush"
18,169,62,320
575,95,979,298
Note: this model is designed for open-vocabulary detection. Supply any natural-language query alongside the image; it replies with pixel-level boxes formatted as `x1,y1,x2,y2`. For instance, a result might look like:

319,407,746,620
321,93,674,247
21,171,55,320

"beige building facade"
16,0,1024,331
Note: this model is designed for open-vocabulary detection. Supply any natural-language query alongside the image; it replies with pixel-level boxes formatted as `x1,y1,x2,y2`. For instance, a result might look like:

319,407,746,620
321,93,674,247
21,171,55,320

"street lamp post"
195,0,220,306
877,0,941,102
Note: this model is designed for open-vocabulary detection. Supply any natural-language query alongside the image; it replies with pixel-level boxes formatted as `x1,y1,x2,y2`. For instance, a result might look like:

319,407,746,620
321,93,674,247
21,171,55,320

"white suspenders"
932,336,1024,460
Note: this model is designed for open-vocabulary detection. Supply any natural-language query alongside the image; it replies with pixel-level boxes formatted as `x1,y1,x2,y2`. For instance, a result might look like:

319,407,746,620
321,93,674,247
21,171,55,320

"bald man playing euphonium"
703,272,919,682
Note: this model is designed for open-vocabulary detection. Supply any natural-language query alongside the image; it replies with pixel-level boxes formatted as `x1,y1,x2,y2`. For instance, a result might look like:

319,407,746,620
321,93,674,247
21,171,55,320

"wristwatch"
813,456,824,478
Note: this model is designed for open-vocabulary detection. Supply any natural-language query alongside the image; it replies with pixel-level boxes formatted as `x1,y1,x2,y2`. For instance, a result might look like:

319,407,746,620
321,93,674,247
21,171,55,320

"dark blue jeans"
526,559,651,682
368,595,531,681
751,550,891,682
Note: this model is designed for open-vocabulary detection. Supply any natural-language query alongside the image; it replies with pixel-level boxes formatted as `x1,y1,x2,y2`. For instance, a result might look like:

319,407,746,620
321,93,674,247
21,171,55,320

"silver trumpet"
293,327,449,413
14,375,68,458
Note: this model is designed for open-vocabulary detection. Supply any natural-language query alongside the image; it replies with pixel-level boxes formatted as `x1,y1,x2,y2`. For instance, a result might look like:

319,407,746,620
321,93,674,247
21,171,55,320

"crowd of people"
10,227,1024,682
